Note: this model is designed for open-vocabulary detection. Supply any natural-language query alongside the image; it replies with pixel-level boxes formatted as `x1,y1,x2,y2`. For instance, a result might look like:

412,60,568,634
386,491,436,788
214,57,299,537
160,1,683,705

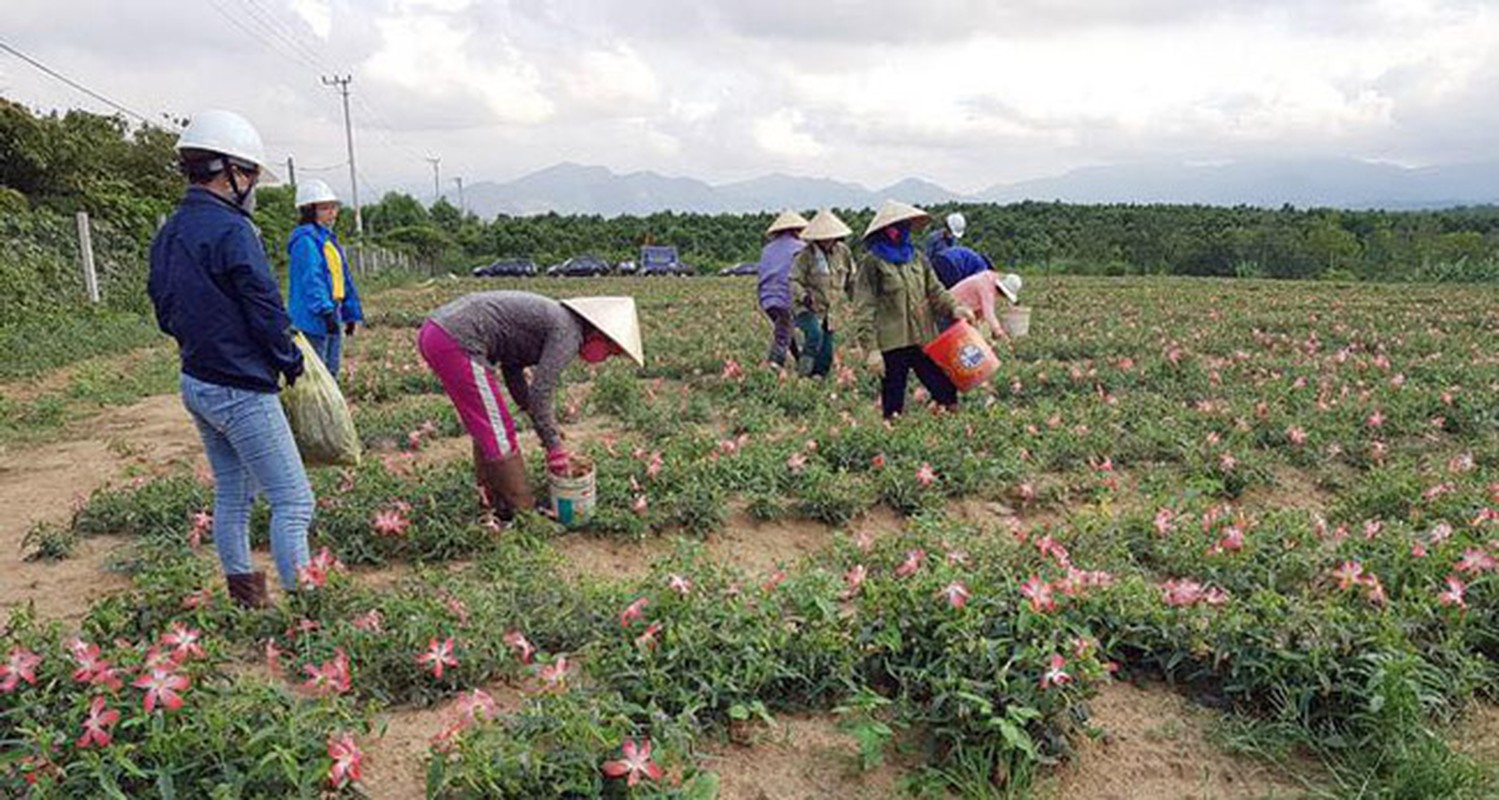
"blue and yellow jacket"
287,223,364,335
148,187,302,393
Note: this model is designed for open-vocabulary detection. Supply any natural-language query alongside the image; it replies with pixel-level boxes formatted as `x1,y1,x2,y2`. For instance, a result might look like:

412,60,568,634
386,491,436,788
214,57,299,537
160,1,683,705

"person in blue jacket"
287,178,362,379
931,243,993,289
148,110,312,609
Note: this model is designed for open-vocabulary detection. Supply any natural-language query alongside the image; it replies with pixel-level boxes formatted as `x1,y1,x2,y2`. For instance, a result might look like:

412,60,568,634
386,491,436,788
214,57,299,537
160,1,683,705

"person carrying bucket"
950,271,1023,341
286,178,363,380
851,200,975,418
756,209,809,367
788,208,856,377
417,291,644,522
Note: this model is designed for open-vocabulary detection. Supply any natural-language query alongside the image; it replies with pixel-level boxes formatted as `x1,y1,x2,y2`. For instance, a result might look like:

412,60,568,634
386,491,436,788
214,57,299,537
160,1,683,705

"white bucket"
548,456,596,527
1001,306,1032,338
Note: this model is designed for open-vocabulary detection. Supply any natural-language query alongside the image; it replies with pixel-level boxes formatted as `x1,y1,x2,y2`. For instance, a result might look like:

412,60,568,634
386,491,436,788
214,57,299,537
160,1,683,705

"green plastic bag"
280,333,361,467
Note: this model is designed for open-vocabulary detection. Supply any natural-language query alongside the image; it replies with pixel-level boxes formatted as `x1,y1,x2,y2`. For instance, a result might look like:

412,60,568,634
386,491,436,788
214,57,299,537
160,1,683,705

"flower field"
2,275,1497,798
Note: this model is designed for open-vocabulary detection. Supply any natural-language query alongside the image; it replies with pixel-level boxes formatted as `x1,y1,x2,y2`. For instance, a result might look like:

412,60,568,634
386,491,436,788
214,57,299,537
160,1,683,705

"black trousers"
880,346,958,418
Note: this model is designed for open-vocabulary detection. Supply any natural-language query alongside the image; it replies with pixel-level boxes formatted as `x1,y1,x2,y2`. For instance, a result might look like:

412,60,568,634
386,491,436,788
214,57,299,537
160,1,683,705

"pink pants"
418,321,519,461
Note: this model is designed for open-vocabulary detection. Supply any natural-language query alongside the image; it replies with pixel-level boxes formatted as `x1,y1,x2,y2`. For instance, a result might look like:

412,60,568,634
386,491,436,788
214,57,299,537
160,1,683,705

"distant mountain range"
457,159,1499,218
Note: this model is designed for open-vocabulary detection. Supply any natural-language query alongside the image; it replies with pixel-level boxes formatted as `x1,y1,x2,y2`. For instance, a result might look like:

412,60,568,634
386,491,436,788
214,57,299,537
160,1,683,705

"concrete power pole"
453,176,465,214
322,74,364,266
425,157,442,204
286,156,296,191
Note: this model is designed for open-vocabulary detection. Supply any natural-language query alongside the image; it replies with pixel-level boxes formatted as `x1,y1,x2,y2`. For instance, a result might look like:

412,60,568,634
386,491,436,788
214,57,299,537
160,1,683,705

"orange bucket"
922,320,999,392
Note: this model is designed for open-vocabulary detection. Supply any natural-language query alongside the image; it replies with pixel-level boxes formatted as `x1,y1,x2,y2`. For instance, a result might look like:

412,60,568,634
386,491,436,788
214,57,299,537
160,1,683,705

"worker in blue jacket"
287,178,362,379
931,243,993,289
148,110,311,609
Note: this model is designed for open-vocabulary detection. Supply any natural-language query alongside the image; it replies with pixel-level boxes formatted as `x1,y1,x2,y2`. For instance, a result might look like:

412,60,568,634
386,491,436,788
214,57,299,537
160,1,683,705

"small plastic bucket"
922,320,1000,392
548,455,596,528
1001,306,1032,338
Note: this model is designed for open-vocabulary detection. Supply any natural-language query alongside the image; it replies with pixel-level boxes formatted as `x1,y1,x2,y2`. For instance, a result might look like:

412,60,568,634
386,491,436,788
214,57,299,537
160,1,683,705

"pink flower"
189,510,212,547
76,695,119,749
619,597,650,627
1412,540,1429,558
870,453,886,470
667,574,692,595
297,547,346,589
1040,654,1072,690
786,452,808,473
632,494,649,516
939,581,971,610
372,508,411,537
180,588,214,610
894,549,925,579
915,463,937,488
0,648,42,693
601,738,664,787
1363,519,1384,540
841,564,867,598
1437,576,1467,609
417,637,458,679
721,358,743,379
160,622,205,662
1456,548,1497,574
635,621,664,649
1332,560,1366,591
265,639,285,677
1161,578,1206,607
1153,508,1176,536
762,569,788,592
1286,426,1307,446
645,451,663,479
536,655,572,693
327,731,363,788
503,630,536,664
1034,534,1070,567
1020,575,1055,613
1366,409,1384,428
352,610,384,633
132,666,190,713
301,648,352,696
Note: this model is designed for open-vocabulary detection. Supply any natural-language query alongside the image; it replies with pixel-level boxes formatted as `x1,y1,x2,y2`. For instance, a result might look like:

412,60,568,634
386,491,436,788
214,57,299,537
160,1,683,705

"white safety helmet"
295,178,339,208
946,212,967,239
176,110,270,173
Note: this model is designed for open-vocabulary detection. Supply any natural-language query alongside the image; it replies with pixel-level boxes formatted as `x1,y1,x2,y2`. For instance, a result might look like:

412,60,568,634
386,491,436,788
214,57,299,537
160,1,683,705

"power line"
204,0,324,74
235,0,334,73
0,38,159,126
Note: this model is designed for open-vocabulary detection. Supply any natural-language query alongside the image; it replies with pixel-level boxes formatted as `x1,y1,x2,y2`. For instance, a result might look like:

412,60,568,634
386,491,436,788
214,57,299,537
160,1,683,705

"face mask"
580,335,614,363
239,188,258,215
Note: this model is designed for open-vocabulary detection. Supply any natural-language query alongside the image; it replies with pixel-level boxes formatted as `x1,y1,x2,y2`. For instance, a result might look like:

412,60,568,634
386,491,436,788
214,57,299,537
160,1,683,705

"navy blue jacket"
148,187,303,393
931,245,992,289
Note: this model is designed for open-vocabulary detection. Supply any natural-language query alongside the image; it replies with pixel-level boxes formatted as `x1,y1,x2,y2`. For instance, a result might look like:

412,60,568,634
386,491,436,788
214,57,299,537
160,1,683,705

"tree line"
5,97,1499,302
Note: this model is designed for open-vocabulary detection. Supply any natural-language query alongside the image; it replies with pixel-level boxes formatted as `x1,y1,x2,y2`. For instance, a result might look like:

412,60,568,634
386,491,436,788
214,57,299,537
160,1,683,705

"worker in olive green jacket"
789,208,857,377
851,200,974,418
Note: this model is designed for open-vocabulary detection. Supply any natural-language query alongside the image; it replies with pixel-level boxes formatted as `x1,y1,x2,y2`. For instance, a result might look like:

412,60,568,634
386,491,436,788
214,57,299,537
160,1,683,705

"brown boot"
226,572,268,609
494,451,537,514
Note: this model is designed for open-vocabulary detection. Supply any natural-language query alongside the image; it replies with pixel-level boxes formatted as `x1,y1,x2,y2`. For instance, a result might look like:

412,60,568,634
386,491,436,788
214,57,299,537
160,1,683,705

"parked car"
639,245,694,276
718,261,758,276
471,258,537,277
556,254,613,277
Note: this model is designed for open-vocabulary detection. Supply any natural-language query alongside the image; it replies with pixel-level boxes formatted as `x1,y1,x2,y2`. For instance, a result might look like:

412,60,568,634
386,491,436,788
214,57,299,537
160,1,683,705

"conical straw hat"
799,208,852,241
861,199,930,239
765,209,811,236
560,296,645,366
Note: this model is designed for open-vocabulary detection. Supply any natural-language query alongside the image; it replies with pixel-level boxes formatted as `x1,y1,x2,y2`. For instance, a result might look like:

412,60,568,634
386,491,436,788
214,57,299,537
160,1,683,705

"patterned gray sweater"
427,291,581,451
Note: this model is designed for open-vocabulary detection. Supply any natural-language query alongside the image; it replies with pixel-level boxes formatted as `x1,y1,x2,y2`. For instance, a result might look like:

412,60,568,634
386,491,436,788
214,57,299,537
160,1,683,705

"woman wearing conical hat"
756,209,810,367
851,200,975,418
788,209,856,377
418,292,644,521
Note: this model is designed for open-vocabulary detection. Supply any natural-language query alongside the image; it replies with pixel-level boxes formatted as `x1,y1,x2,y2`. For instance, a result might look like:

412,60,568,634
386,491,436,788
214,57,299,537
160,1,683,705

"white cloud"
289,0,333,40
561,43,661,113
753,108,823,158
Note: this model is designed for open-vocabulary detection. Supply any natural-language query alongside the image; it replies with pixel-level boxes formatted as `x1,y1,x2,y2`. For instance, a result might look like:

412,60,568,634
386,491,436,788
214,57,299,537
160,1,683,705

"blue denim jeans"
180,373,313,589
302,327,342,378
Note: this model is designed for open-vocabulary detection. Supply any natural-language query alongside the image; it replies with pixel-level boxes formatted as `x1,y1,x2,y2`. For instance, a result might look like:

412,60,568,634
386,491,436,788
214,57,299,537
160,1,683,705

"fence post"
75,211,100,304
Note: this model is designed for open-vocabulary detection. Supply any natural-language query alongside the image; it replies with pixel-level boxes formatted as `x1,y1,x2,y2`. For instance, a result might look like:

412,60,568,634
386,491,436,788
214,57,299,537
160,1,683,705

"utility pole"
286,156,296,191
452,176,465,214
322,74,363,267
425,156,441,204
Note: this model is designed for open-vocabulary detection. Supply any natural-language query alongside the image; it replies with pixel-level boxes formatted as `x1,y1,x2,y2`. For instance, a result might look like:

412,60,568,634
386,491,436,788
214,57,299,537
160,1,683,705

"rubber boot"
493,450,537,517
226,571,268,609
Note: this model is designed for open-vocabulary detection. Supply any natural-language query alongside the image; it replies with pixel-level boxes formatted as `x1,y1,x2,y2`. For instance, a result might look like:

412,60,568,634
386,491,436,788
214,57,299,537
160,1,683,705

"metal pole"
425,157,441,204
322,74,363,269
75,211,99,303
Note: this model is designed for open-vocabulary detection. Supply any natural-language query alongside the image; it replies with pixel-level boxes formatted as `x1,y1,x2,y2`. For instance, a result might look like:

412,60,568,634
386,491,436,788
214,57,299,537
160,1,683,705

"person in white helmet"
924,211,966,263
287,178,363,379
148,110,313,608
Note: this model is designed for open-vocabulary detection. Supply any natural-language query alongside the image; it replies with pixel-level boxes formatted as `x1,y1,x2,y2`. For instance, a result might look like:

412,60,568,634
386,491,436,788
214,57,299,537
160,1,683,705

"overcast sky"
4,0,1497,200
